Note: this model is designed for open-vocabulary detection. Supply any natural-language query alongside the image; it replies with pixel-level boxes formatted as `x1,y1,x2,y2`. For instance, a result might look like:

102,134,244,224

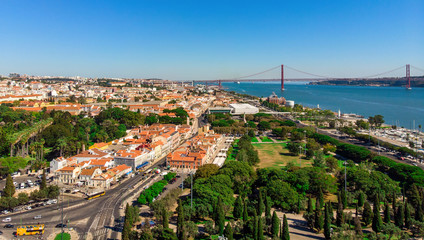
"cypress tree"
307,197,313,214
122,203,132,240
257,217,264,240
383,201,391,223
233,196,243,220
282,214,290,240
177,200,184,239
224,222,233,240
265,196,272,220
362,201,373,226
404,203,411,229
243,200,248,222
315,205,324,232
392,193,396,212
408,184,421,207
253,213,258,239
358,191,365,207
162,208,169,229
318,188,324,209
271,211,280,237
122,218,131,240
336,200,344,227
341,188,347,209
324,203,331,240
416,201,424,222
216,197,225,235
328,201,334,222
395,203,404,228
3,174,15,198
372,196,382,233
421,197,424,221
258,190,264,217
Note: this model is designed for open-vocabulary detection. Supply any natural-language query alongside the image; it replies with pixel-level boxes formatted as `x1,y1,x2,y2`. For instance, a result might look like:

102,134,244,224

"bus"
143,169,152,176
16,224,44,236
86,191,105,200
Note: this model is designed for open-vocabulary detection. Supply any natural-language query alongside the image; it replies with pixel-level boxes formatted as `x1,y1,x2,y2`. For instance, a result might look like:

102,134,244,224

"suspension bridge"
182,64,424,91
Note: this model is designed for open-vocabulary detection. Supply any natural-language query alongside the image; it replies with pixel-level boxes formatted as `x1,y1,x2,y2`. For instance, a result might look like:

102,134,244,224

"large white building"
229,103,259,115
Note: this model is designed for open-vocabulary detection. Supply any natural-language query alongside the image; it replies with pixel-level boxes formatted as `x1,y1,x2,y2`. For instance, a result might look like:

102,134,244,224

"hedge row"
163,172,176,182
137,180,167,204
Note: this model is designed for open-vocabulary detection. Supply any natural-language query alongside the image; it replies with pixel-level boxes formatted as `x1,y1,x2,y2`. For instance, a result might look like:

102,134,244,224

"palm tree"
57,138,67,157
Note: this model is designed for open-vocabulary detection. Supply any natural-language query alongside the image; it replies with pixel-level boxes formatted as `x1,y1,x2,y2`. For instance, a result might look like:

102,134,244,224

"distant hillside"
310,76,424,87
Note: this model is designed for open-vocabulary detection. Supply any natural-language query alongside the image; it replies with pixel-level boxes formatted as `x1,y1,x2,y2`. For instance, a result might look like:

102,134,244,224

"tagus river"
221,82,424,129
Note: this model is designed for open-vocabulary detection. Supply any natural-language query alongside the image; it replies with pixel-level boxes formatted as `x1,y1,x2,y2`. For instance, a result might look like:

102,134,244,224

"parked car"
1,210,9,215
2,218,11,223
56,223,67,228
34,215,42,220
3,224,13,228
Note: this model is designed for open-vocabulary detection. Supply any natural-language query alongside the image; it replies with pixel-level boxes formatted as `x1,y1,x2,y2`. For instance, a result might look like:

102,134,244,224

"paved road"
0,157,166,239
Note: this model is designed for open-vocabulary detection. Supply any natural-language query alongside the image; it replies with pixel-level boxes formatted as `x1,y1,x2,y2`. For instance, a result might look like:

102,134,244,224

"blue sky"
0,0,423,80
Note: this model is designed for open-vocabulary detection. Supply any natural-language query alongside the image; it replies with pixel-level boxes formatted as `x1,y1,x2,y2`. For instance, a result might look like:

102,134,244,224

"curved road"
3,157,166,239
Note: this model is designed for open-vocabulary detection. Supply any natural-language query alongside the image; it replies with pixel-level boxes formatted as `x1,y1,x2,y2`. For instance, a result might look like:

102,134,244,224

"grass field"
251,137,259,142
55,233,71,240
253,143,312,168
260,136,273,142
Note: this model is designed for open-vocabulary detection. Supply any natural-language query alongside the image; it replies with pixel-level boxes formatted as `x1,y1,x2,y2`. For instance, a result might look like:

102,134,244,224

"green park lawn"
253,143,312,168
260,136,273,142
55,233,71,240
251,137,259,142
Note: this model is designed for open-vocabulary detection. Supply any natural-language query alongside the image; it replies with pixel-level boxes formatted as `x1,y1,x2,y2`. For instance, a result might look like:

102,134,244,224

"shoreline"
223,89,423,152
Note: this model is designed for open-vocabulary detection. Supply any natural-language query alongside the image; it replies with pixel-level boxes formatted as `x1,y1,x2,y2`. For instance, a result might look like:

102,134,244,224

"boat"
234,81,240,84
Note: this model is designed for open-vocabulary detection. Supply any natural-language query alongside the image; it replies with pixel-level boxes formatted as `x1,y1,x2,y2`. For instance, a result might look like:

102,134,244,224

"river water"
221,81,424,129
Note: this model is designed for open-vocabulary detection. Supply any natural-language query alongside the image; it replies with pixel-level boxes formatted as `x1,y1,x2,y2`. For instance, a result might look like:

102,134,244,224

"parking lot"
0,174,44,193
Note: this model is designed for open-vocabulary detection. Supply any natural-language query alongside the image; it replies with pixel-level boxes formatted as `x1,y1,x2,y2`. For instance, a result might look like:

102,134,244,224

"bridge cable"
411,65,424,74
284,65,335,79
357,65,405,79
231,65,280,80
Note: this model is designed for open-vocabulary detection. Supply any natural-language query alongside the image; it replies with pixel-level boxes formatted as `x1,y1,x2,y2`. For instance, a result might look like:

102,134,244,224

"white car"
1,210,9,215
33,215,42,220
25,206,31,210
2,218,11,222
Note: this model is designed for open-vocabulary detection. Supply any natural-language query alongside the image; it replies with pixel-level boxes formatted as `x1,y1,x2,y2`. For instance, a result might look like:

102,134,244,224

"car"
1,210,9,215
56,223,67,228
25,206,32,210
3,224,13,228
0,230,3,235
2,218,11,223
34,215,42,220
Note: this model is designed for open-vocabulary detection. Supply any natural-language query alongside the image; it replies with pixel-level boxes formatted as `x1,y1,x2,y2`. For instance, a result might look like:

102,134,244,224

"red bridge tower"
281,64,285,91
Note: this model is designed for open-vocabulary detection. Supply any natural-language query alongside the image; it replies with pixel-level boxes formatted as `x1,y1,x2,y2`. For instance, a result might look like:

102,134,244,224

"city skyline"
1,0,423,80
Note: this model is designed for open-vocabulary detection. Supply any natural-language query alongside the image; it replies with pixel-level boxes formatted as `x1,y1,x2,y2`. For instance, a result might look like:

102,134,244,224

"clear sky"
0,0,423,80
